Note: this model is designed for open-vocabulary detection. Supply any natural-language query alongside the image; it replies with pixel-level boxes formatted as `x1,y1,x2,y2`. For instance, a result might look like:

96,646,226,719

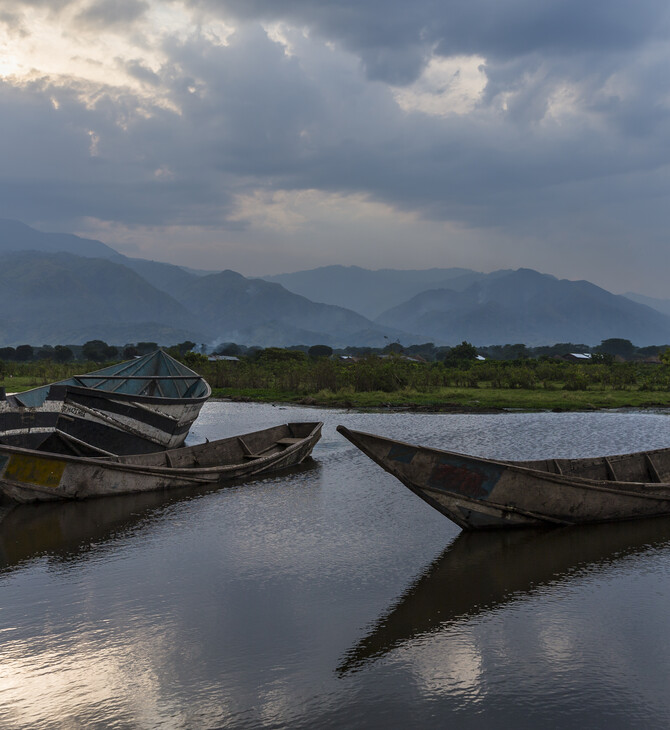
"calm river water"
2,403,670,728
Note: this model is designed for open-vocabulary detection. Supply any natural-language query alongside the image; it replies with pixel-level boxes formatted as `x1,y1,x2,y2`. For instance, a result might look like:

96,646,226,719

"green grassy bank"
210,385,670,411
2,355,670,413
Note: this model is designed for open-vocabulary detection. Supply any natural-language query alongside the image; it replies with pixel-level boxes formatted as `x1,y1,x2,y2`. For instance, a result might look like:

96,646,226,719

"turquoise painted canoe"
0,351,211,455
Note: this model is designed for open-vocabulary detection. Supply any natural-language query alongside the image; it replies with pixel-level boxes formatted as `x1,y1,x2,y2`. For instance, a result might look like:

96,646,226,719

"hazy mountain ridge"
172,270,409,347
376,269,670,345
0,219,117,259
262,265,493,319
110,254,201,293
1,219,669,348
624,292,670,318
0,251,207,346
0,221,408,347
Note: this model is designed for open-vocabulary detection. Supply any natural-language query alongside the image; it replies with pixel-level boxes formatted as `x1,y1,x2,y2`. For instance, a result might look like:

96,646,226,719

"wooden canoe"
0,422,322,502
337,425,670,530
0,350,211,455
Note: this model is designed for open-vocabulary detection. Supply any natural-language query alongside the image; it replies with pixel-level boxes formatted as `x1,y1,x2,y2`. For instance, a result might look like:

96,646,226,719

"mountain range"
263,265,497,320
1,218,669,348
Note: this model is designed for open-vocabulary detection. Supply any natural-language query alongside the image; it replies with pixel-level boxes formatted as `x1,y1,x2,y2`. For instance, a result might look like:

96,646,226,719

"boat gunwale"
0,422,323,479
62,380,212,405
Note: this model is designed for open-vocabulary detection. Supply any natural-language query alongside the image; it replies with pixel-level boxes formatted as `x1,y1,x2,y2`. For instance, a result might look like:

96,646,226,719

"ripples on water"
2,404,670,728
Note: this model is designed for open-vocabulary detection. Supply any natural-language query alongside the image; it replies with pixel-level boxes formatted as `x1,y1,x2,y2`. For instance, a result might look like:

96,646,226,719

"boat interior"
517,448,670,485
114,422,320,469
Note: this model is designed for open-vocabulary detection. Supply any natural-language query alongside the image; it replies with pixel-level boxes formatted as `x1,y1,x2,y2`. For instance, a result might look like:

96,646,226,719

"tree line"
214,337,669,363
0,339,199,363
0,336,666,364
2,338,669,396
186,345,670,395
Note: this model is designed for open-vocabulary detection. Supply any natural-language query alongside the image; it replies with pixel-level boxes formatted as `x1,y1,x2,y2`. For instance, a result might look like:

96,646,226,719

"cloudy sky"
1,0,669,295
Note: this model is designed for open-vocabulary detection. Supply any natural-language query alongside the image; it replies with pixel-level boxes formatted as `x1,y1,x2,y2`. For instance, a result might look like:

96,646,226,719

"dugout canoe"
0,422,322,502
336,425,670,530
0,350,211,456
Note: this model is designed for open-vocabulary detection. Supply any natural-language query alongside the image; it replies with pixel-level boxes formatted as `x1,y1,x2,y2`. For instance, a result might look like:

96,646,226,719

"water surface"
2,404,670,728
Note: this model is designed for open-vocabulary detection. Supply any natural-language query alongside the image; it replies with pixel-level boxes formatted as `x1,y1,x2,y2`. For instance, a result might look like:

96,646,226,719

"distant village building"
559,353,592,362
379,354,424,363
207,355,240,362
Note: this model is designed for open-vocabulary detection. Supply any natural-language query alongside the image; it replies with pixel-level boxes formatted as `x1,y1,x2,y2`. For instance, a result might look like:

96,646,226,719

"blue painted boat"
0,351,211,455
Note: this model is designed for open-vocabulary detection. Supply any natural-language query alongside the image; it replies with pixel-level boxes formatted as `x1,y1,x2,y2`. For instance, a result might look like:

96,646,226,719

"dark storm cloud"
122,58,161,87
187,0,669,83
74,0,149,30
0,76,236,227
0,0,80,23
188,0,430,84
0,23,331,227
156,25,670,229
2,0,670,292
2,14,669,232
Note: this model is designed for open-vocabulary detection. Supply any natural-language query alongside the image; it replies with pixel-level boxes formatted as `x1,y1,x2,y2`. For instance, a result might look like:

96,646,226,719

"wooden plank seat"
238,436,304,459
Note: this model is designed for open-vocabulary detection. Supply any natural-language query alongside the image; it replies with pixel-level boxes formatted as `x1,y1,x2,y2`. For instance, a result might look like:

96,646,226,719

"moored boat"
0,350,211,455
0,422,322,502
337,425,670,530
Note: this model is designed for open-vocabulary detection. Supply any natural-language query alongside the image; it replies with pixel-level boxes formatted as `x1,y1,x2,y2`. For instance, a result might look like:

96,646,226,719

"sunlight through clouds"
393,55,488,117
229,189,423,234
0,1,234,109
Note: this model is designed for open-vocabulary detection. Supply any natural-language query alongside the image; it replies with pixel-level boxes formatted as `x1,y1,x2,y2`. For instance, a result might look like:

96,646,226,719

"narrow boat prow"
337,424,670,531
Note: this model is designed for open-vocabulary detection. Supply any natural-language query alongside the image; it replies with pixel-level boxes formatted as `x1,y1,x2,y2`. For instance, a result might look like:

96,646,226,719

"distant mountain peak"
0,218,118,258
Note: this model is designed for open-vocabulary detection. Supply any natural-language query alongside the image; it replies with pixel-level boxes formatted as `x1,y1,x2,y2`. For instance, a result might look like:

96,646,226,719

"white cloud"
393,55,487,117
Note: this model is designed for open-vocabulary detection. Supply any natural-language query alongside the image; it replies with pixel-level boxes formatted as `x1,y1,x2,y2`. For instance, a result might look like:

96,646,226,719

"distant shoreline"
213,390,670,413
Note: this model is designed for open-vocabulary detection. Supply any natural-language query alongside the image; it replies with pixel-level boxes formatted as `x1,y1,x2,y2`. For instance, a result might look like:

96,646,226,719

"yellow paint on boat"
4,454,65,488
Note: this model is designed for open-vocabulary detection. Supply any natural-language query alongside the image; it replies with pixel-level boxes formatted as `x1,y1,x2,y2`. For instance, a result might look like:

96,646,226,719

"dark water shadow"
0,458,320,574
337,518,670,675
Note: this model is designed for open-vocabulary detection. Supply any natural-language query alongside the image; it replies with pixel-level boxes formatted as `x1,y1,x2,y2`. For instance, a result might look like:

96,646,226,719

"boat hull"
337,425,670,530
0,422,322,502
0,351,211,455
0,386,206,454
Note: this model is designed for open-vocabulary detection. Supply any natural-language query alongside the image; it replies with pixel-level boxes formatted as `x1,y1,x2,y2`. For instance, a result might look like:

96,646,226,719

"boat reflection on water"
0,491,190,572
337,517,670,675
0,459,320,573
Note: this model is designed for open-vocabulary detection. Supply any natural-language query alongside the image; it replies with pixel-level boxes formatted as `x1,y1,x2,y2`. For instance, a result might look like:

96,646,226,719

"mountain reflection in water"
338,517,670,674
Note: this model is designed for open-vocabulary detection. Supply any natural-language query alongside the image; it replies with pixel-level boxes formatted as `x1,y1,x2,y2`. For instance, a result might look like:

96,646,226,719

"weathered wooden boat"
0,350,211,455
336,425,670,530
0,422,322,502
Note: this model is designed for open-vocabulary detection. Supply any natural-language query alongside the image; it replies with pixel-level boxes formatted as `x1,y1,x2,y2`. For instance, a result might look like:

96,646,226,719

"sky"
0,0,669,296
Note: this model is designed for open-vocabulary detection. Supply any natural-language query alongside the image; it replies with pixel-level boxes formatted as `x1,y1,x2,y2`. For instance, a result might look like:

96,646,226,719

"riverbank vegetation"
201,350,670,410
2,340,669,412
